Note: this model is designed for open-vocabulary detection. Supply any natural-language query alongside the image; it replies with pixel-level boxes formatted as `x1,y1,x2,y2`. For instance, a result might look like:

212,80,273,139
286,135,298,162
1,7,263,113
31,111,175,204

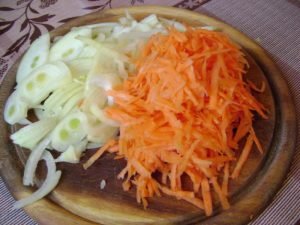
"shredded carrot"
83,139,117,169
85,26,267,215
201,177,213,216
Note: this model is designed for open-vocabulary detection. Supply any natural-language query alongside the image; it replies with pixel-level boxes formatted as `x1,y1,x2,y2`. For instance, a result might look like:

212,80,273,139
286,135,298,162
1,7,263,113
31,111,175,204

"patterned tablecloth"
0,0,299,224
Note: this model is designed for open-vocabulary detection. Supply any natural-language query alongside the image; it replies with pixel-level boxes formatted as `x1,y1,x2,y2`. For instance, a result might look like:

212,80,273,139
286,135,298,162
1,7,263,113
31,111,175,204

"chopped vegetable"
23,137,51,186
55,139,88,163
17,61,72,106
11,117,57,149
14,151,61,209
4,91,28,125
87,26,267,215
49,28,92,61
16,33,50,83
50,111,87,152
5,13,267,214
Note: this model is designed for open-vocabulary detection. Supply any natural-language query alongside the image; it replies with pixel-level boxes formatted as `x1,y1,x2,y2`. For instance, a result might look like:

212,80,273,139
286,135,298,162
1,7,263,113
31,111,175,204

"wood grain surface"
0,6,296,225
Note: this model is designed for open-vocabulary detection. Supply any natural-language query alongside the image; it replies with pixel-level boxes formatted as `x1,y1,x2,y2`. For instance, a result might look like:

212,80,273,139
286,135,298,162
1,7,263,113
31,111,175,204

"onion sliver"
23,137,50,186
13,151,61,209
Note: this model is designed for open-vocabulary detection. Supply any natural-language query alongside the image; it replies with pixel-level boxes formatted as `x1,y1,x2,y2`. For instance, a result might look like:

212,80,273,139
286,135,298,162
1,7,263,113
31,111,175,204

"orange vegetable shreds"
85,26,267,216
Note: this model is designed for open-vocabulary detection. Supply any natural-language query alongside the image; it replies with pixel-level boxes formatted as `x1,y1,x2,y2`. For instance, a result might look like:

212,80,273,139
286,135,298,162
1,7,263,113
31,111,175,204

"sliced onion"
17,118,32,125
86,142,102,149
11,118,56,150
23,137,50,186
13,151,61,209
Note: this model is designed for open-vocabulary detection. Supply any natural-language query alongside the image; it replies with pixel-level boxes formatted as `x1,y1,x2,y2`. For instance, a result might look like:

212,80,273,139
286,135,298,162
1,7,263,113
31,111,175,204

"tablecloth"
0,0,299,224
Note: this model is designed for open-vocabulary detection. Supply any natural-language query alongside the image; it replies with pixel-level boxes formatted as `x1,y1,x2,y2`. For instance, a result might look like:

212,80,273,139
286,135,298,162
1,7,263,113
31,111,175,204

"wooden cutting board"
0,6,296,225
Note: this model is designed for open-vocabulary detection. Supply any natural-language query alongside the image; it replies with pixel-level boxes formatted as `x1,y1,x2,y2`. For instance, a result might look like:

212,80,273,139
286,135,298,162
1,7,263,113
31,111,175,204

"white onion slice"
17,118,32,125
13,151,61,209
23,137,50,186
86,142,102,149
11,118,56,150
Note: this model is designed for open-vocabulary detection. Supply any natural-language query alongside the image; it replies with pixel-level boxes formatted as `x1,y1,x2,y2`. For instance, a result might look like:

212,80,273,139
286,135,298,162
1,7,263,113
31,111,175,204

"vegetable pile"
4,13,267,216
84,27,267,215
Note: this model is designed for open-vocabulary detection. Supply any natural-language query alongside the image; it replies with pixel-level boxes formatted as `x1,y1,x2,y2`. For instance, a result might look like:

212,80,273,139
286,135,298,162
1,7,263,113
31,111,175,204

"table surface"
0,0,299,225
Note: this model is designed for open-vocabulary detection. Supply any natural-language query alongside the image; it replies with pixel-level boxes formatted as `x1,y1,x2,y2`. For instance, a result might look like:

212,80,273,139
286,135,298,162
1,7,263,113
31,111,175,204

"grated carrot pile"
84,27,267,216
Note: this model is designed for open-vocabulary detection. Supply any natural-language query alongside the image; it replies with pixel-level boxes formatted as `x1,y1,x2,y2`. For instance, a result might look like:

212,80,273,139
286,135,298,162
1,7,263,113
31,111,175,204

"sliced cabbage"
14,151,61,209
4,91,28,125
50,111,87,152
49,28,92,62
11,117,57,149
16,33,50,83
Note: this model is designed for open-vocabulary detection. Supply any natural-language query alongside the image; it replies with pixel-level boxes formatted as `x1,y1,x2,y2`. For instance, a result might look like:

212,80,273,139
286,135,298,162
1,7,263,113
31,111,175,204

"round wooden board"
0,6,296,225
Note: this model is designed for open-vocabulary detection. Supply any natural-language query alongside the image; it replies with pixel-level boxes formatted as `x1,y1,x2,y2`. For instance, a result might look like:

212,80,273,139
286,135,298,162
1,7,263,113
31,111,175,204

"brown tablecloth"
0,0,299,224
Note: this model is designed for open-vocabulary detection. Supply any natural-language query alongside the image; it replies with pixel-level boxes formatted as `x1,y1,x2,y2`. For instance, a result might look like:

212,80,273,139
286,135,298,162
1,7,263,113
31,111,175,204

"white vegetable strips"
42,82,82,110
67,58,93,79
14,151,61,209
17,61,72,106
77,45,98,58
23,137,51,186
16,33,50,83
49,28,92,62
82,86,107,114
88,65,122,91
60,91,84,118
86,142,101,149
140,14,159,27
55,139,88,163
4,91,28,125
43,84,83,116
77,36,129,63
90,104,119,127
11,118,57,149
158,17,186,32
50,111,87,152
17,118,32,125
87,122,118,144
75,22,119,30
